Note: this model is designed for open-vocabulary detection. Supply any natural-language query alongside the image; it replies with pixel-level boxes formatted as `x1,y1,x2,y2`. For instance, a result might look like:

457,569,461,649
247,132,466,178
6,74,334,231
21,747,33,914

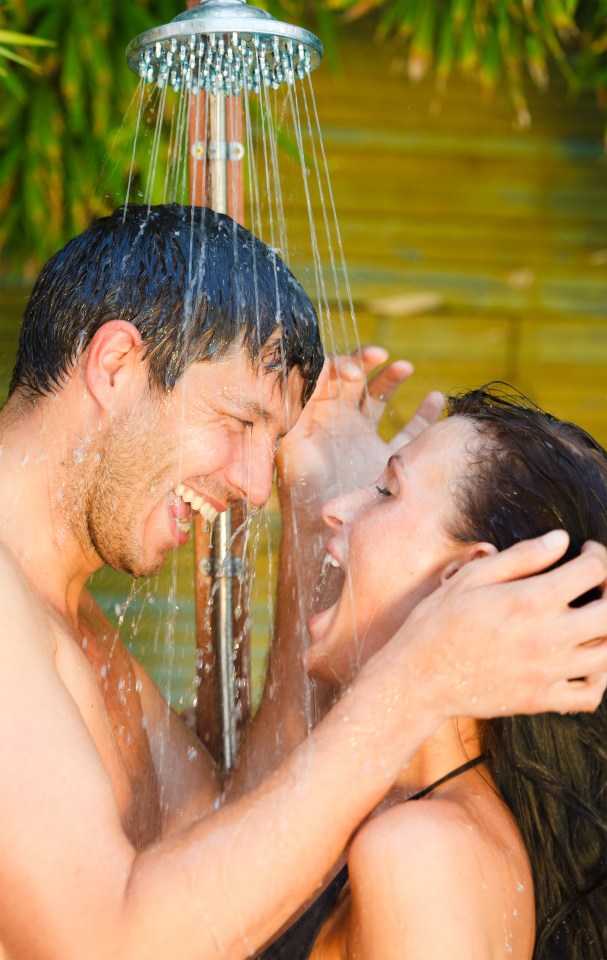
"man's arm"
1,535,606,960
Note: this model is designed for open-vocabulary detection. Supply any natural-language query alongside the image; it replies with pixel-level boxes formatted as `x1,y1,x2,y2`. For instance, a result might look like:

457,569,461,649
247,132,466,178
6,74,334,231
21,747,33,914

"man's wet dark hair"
9,204,324,404
446,385,607,960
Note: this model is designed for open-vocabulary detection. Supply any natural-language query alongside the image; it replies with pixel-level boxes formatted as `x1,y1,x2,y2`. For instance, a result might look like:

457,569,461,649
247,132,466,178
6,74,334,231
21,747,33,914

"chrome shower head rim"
126,0,323,97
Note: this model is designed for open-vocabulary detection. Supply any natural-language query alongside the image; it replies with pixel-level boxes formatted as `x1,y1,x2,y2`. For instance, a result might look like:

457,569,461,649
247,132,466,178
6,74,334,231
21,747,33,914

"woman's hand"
277,345,444,514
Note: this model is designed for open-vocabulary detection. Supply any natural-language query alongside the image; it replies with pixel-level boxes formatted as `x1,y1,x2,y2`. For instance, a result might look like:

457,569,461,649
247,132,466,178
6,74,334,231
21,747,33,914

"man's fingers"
563,636,607,676
454,530,572,586
543,550,607,606
541,676,607,715
387,391,445,450
581,540,607,593
457,533,607,608
461,533,607,604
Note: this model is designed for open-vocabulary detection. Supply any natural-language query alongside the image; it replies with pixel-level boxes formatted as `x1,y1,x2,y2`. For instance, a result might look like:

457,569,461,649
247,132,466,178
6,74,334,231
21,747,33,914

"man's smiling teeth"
323,553,341,570
174,483,219,524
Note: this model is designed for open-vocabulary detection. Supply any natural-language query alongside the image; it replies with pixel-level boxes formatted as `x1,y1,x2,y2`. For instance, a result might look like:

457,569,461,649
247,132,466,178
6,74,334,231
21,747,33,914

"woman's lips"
306,600,339,642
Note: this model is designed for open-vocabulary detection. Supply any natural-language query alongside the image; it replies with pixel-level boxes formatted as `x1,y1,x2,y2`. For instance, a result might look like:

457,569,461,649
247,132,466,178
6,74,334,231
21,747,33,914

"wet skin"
304,417,536,960
306,417,477,686
76,352,303,838
0,344,304,857
80,347,304,580
1,327,606,960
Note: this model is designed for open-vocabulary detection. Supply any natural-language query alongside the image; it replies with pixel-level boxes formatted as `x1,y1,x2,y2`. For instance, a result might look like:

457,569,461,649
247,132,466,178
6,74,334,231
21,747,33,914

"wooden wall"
282,27,607,444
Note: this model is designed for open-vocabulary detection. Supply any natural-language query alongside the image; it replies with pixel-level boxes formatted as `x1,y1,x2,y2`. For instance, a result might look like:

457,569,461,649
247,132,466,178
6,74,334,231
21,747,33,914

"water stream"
105,64,373,734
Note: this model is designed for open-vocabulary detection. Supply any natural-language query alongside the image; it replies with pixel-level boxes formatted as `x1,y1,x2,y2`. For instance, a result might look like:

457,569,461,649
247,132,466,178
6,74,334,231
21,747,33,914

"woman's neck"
386,716,483,804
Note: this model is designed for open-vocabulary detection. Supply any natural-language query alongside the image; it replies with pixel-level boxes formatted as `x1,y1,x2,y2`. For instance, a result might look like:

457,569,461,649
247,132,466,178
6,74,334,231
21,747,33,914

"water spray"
127,0,323,773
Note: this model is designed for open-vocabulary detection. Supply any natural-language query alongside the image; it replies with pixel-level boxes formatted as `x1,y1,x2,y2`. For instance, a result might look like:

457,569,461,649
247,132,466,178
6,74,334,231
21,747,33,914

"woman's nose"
322,487,367,530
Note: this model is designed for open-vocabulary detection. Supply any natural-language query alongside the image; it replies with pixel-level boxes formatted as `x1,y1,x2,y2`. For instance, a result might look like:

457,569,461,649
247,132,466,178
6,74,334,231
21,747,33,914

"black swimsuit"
256,755,485,960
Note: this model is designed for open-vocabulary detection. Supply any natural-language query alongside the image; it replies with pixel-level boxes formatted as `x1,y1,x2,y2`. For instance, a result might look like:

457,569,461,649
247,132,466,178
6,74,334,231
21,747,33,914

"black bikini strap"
256,754,486,960
409,754,485,802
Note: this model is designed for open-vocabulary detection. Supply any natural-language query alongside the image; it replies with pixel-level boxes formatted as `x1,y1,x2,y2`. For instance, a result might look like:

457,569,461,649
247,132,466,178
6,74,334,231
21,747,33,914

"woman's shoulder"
346,793,534,958
349,793,492,888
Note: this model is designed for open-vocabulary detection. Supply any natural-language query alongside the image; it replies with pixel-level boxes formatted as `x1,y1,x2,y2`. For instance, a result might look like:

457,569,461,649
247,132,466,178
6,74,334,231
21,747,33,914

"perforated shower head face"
126,0,323,96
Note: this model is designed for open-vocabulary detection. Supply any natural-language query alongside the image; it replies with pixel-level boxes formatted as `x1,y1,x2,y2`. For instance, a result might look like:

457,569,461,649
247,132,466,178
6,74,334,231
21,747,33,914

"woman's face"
306,416,477,686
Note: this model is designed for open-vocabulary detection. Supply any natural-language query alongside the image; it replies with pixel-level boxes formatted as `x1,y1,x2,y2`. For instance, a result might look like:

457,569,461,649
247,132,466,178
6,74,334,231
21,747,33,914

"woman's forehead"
392,415,474,468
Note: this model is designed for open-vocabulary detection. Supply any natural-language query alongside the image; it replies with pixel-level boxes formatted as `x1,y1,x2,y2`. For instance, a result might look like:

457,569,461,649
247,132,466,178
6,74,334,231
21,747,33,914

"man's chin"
111,546,172,580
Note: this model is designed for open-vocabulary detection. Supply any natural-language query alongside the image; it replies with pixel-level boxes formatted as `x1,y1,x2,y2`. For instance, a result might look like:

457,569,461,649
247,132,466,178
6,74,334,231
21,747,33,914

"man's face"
84,347,304,578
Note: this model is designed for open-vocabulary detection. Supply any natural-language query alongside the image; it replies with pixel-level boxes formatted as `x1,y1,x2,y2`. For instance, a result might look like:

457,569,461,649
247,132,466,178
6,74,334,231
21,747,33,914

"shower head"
126,0,323,97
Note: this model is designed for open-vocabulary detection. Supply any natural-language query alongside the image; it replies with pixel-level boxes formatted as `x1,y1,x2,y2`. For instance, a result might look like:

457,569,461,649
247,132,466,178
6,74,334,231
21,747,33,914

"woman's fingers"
323,355,367,405
326,347,395,408
354,344,390,374
364,360,414,422
321,348,423,431
388,391,445,450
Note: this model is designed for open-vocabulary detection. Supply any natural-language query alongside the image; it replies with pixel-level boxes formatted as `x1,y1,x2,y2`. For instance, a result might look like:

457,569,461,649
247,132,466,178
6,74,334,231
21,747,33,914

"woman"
265,385,607,960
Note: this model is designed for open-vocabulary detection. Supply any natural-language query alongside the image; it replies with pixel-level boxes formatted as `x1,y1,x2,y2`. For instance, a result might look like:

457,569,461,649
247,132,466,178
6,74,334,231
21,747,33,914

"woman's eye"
375,485,392,497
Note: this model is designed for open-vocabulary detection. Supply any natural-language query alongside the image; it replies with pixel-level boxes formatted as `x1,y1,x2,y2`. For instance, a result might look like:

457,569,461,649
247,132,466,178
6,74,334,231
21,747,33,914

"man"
0,203,605,960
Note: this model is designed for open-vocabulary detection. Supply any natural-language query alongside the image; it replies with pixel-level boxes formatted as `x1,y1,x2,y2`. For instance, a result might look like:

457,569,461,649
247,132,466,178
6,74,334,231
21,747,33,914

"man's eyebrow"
231,396,275,425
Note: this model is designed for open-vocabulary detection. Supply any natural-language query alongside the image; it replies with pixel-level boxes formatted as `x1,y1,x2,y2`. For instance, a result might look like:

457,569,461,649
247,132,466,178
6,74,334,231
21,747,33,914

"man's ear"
83,321,145,412
440,542,499,584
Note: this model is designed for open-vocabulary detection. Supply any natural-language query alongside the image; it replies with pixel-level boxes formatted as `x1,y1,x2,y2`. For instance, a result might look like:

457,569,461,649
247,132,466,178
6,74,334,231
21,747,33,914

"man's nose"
227,446,275,507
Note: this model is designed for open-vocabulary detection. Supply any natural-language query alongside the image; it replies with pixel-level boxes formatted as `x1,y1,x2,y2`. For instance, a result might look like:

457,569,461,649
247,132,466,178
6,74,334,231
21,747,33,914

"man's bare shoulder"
0,540,33,592
0,542,54,653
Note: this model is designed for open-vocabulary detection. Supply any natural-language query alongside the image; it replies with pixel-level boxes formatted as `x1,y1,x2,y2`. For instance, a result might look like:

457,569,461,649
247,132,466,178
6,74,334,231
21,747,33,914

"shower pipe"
128,0,322,773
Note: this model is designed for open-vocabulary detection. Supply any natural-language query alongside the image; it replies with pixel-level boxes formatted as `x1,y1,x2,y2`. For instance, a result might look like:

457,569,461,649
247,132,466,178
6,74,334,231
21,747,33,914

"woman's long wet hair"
446,386,607,960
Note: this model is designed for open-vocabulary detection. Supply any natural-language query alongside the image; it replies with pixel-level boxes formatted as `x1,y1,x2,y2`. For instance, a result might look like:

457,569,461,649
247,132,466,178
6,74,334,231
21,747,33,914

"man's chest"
54,619,163,848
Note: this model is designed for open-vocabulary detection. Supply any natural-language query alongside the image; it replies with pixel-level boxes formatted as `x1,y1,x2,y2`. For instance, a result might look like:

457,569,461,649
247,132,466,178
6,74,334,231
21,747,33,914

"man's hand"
380,532,607,722
277,345,444,513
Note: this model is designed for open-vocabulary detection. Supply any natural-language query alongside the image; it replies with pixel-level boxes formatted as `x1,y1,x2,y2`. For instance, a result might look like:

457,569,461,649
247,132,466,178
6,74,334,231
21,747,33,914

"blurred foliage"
0,0,605,279
325,0,607,129
0,0,181,277
0,26,54,87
